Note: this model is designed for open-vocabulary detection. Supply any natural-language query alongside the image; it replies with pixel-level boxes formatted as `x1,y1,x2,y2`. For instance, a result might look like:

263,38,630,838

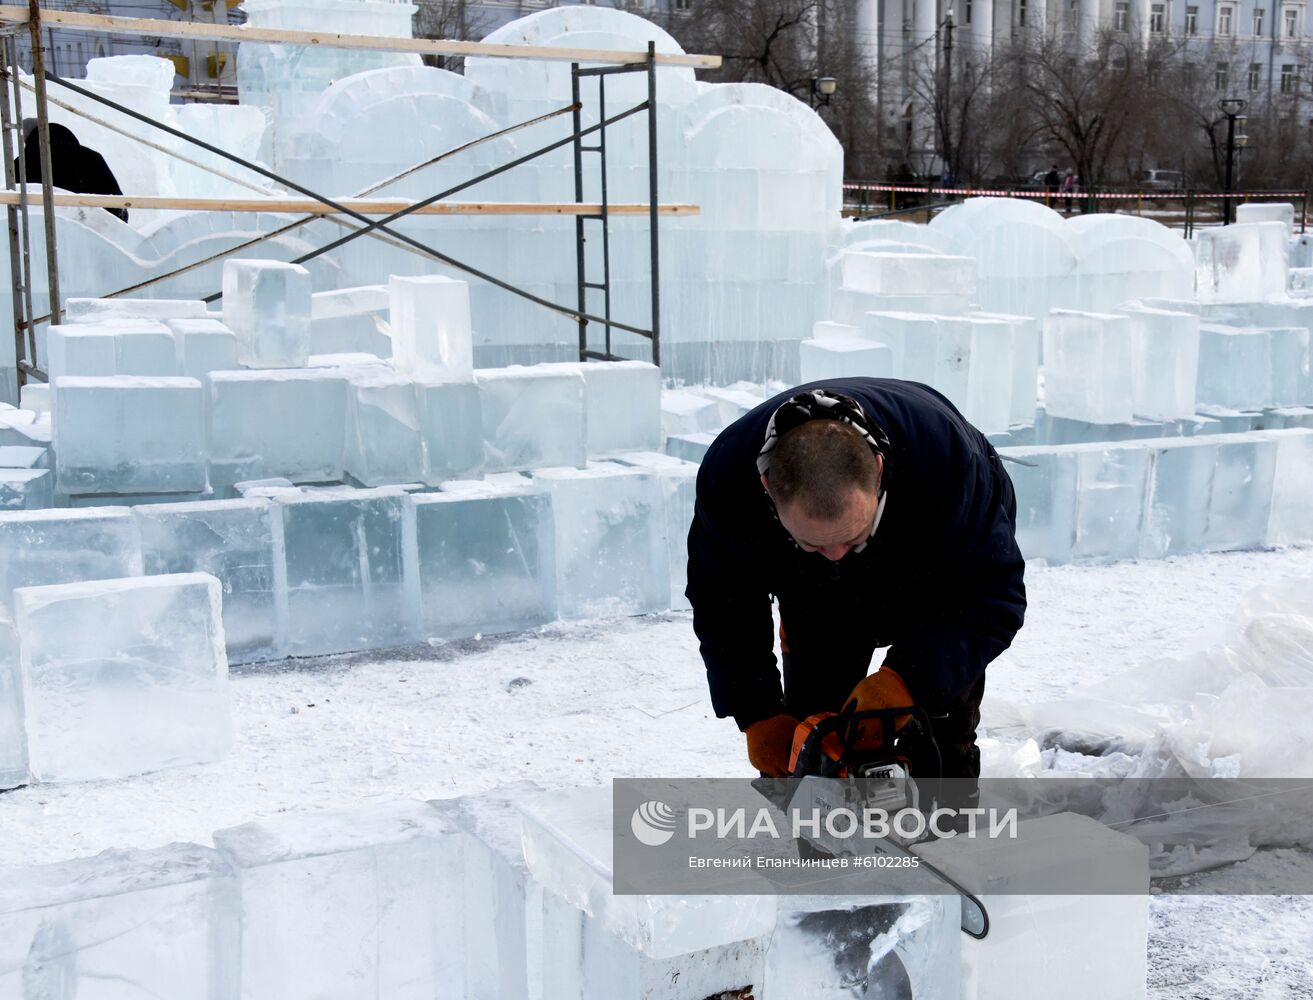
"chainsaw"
760,700,990,939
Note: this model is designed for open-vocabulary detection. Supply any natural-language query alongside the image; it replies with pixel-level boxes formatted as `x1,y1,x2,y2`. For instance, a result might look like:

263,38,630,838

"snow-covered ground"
3,545,1313,996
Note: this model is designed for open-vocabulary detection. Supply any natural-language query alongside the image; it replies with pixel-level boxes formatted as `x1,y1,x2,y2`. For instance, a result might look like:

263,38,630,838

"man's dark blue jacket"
686,377,1026,730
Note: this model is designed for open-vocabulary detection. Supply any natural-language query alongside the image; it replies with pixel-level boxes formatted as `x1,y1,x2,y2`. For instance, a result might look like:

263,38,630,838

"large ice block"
207,368,349,486
1140,438,1216,558
1042,310,1134,424
691,385,766,427
1071,445,1151,561
0,608,24,788
18,382,48,416
1196,221,1290,302
519,786,774,963
213,800,463,1000
417,379,484,483
862,311,941,379
274,487,418,656
53,376,207,495
799,336,893,383
831,288,973,327
1203,432,1278,551
310,284,391,357
222,259,312,368
1000,447,1078,563
0,445,49,469
65,296,208,323
389,274,474,382
13,572,230,782
46,321,177,380
1196,324,1273,411
1268,429,1313,545
135,499,283,661
839,251,978,296
935,316,1013,434
165,316,240,379
0,843,239,998
612,451,698,611
477,366,587,472
665,431,715,464
1266,325,1310,407
531,463,670,619
344,371,423,486
0,469,51,510
661,388,721,437
540,360,662,456
428,784,543,1000
1116,305,1200,420
1235,200,1295,233
971,311,1040,427
917,813,1149,1000
413,484,555,639
0,507,142,603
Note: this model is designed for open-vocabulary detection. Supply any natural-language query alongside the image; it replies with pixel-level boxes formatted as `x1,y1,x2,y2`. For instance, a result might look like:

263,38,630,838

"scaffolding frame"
0,5,718,383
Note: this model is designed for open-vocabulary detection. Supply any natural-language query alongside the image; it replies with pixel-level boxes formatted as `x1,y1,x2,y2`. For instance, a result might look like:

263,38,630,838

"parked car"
1138,169,1188,190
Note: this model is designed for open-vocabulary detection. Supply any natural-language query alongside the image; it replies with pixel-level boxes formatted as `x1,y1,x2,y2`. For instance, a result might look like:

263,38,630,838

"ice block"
222,259,312,369
0,507,142,603
477,366,587,472
388,274,474,382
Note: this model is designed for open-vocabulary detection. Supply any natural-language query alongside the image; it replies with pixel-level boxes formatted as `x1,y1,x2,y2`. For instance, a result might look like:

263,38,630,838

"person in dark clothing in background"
686,379,1026,792
15,120,128,223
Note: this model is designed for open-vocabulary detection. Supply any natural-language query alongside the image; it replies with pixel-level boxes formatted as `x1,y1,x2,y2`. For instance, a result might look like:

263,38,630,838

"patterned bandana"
757,389,891,553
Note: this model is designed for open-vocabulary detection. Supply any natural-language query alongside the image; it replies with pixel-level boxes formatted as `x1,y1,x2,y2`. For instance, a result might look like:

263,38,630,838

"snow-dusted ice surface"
1,547,1312,993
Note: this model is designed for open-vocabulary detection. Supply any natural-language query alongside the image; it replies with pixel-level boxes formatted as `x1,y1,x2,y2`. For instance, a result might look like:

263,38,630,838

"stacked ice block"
540,360,663,456
413,482,556,640
213,801,465,1000
52,375,207,495
207,368,349,486
0,608,23,788
1115,303,1200,420
831,250,977,325
477,366,587,472
0,507,142,603
222,259,313,369
530,463,670,620
135,499,284,661
0,844,239,998
165,316,240,379
274,487,419,656
388,274,475,382
613,451,699,611
310,284,391,357
1042,310,1134,425
13,572,230,782
46,321,179,381
343,370,423,486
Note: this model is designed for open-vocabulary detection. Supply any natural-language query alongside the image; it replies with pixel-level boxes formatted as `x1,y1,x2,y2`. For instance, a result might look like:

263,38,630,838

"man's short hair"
768,420,880,520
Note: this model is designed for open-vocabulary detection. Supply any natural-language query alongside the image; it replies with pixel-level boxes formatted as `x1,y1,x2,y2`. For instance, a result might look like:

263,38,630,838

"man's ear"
759,474,770,495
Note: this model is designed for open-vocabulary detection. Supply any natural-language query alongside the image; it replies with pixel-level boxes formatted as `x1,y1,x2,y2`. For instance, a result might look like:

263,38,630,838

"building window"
1115,0,1130,30
1018,0,1027,26
1285,6,1299,36
965,0,973,24
1151,2,1165,32
1185,5,1199,34
1282,62,1298,92
1249,62,1263,90
674,0,692,8
1218,5,1234,35
1254,7,1265,35
1215,61,1230,90
1067,0,1077,30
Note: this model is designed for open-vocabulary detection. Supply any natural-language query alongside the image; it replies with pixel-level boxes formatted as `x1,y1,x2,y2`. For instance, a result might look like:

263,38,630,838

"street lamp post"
1217,97,1249,224
810,76,838,108
942,11,954,181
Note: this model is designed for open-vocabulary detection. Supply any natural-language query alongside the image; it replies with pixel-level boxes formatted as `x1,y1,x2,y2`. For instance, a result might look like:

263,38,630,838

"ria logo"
630,800,678,847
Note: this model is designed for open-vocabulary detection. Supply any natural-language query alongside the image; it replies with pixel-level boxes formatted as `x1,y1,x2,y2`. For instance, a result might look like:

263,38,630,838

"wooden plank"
0,191,701,216
0,6,722,68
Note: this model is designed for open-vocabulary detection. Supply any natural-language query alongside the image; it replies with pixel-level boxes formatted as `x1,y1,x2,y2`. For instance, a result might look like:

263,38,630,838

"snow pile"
989,575,1313,876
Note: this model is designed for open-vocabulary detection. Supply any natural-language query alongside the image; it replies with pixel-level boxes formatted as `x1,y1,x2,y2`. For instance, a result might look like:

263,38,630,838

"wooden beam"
0,7,722,68
0,191,701,216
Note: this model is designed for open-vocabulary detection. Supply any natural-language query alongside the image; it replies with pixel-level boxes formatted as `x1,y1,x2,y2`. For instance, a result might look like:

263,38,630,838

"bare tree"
413,0,492,72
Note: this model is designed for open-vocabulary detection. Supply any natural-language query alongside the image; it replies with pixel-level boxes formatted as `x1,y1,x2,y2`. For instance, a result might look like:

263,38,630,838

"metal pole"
1224,112,1236,225
571,62,588,361
0,32,26,384
6,34,34,371
943,15,953,181
26,0,59,325
646,40,660,368
598,73,612,359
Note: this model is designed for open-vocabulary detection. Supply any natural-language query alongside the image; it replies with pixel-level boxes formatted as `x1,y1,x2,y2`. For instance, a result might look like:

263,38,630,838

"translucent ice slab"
222,259,312,369
0,608,24,788
477,366,587,473
0,507,142,603
539,360,662,457
0,469,51,510
344,371,423,487
389,274,474,383
13,572,230,782
64,297,208,324
213,800,463,1000
165,317,240,380
413,484,555,640
1042,310,1134,424
1196,324,1273,411
417,379,484,483
1116,304,1200,420
0,843,239,999
52,376,207,495
531,463,670,619
274,487,418,656
46,321,177,381
839,251,977,297
135,499,283,661
799,337,893,383
612,450,698,611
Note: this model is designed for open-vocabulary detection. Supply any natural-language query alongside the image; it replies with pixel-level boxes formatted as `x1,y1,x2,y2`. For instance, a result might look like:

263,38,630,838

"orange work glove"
843,667,914,749
745,713,801,778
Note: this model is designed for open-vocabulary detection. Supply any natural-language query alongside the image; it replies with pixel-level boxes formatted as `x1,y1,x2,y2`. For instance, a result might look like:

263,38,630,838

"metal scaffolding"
0,5,719,384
